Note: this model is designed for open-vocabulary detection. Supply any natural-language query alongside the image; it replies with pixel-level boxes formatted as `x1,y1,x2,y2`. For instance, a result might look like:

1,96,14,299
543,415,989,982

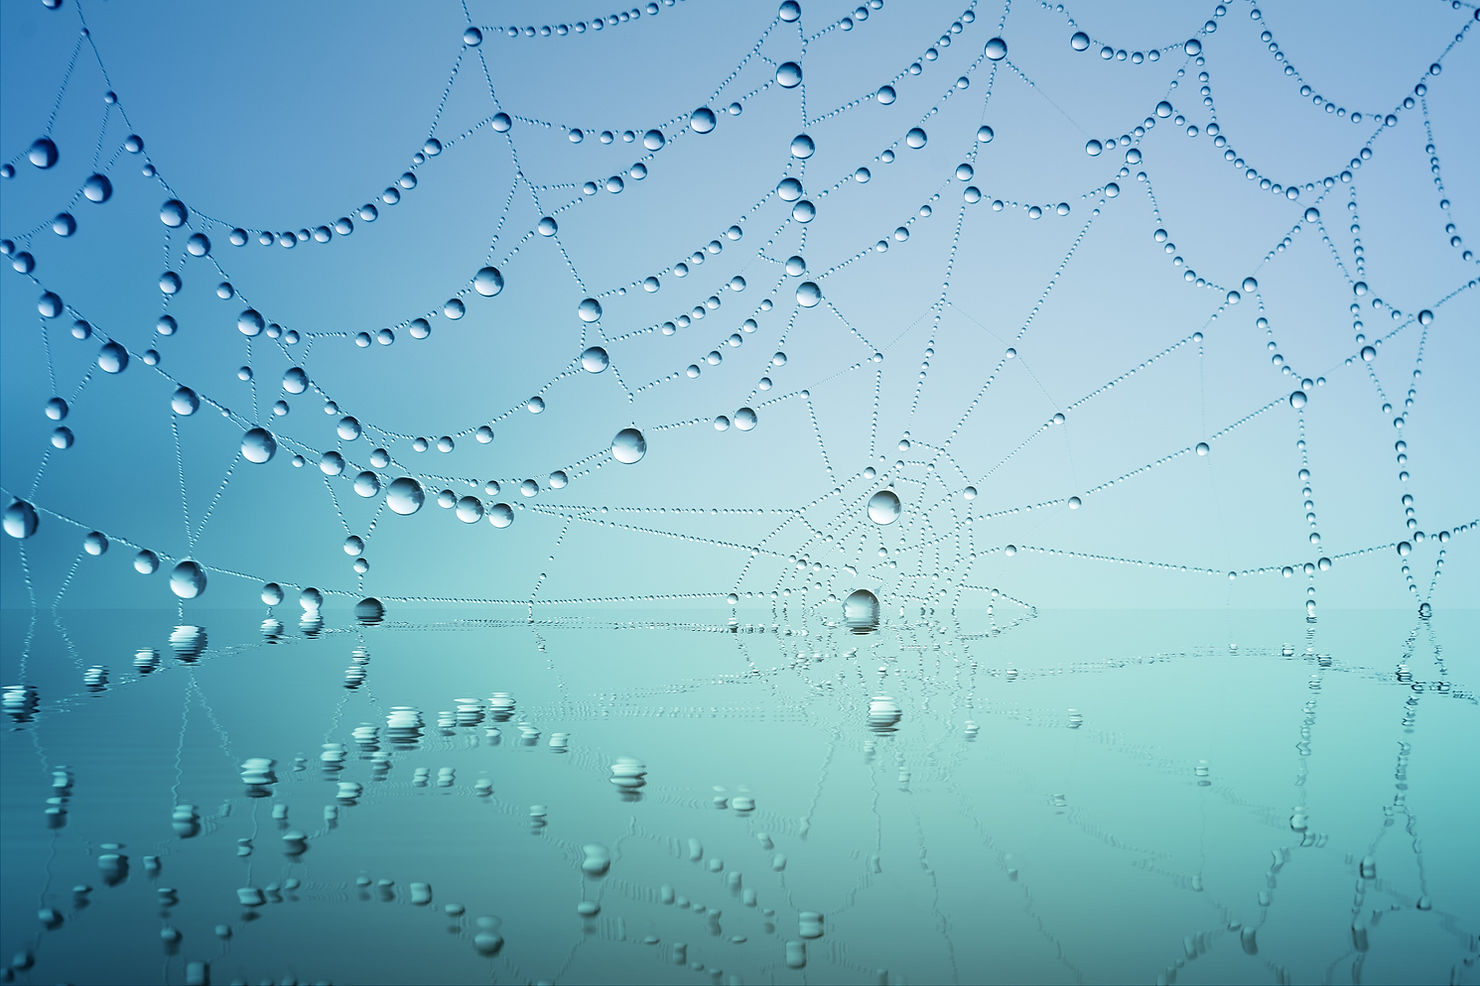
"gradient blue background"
2,1,1477,983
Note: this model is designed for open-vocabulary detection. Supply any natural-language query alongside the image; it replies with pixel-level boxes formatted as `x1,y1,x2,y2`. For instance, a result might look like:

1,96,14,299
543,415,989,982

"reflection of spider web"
3,604,1476,984
2,0,1479,982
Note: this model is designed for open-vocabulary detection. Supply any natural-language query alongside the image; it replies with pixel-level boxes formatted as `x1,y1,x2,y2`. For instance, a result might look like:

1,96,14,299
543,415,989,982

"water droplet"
905,127,927,149
776,62,802,87
241,428,276,464
386,477,425,516
843,589,880,633
487,503,514,528
170,561,207,599
160,200,188,227
82,174,112,203
97,342,128,374
689,107,717,133
790,133,815,158
984,37,1008,60
237,309,265,336
580,346,609,372
577,297,603,322
3,499,39,539
171,387,199,415
29,137,59,169
611,428,646,464
867,490,901,525
1070,31,1090,51
796,282,822,307
1289,390,1307,409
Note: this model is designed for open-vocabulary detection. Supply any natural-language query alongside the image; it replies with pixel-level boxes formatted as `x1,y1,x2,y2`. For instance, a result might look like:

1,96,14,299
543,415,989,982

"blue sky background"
2,0,1477,617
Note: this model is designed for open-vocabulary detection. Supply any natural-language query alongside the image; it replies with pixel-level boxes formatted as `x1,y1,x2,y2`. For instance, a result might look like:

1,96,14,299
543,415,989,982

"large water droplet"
689,107,717,133
3,499,39,539
170,561,207,599
242,428,277,464
82,174,112,203
98,342,128,374
386,477,425,516
577,298,603,322
473,267,504,296
843,589,880,633
580,346,609,372
867,490,901,525
611,428,646,464
29,138,59,169
985,37,1008,60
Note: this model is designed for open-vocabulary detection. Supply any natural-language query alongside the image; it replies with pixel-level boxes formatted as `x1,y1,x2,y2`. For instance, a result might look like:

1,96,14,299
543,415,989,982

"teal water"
2,606,1475,984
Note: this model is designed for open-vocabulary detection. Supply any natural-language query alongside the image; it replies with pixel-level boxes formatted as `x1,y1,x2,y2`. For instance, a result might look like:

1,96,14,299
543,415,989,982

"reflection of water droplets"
611,428,646,464
867,490,901,525
169,561,207,599
868,696,902,733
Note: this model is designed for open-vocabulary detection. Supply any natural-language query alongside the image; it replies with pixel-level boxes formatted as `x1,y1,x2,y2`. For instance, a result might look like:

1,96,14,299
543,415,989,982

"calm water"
2,605,1475,985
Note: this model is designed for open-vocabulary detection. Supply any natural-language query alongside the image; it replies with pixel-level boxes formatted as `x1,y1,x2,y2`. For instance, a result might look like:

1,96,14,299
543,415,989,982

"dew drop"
843,589,880,633
28,137,59,169
867,490,901,525
611,428,647,464
170,561,207,599
386,477,426,516
473,266,504,297
689,107,717,133
3,499,39,539
581,346,609,372
242,428,277,464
